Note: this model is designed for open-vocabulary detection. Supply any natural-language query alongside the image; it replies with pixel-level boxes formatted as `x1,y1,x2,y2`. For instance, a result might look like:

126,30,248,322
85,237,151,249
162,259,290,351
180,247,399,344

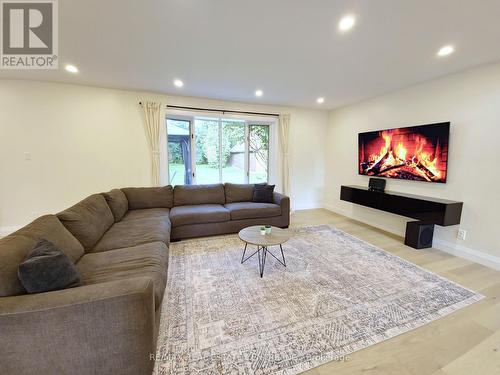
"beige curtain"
278,113,291,196
141,101,162,186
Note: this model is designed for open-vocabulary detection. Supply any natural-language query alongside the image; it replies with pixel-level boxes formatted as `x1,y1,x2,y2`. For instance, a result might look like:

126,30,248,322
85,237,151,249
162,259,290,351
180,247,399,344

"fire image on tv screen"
358,122,450,183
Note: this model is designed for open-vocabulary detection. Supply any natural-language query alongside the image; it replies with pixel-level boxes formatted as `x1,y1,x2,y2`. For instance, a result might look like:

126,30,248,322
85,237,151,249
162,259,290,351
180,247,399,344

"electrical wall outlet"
24,152,32,160
457,229,467,241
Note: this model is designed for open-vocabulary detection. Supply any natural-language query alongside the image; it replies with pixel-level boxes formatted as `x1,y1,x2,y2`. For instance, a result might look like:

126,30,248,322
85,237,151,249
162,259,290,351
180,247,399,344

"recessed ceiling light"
65,64,78,74
317,97,325,104
174,79,184,87
437,45,454,57
338,15,356,32
255,89,263,97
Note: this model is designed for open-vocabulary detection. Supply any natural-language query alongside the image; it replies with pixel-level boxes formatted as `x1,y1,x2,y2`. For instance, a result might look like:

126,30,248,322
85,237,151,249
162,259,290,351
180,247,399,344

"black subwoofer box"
405,221,435,249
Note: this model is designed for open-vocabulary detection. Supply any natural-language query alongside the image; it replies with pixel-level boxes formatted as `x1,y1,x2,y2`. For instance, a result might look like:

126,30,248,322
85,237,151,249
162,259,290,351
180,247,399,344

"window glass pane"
194,118,220,184
249,125,269,183
167,119,191,186
222,120,246,183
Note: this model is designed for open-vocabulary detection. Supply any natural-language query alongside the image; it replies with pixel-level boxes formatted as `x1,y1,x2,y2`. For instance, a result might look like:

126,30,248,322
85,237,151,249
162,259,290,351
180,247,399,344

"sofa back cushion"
122,186,173,209
102,189,128,222
14,214,84,263
0,235,37,296
174,184,225,206
57,194,114,250
224,183,255,203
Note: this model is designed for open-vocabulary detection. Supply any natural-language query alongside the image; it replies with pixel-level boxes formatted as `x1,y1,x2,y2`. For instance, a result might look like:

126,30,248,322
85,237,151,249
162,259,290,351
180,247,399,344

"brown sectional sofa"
0,183,289,375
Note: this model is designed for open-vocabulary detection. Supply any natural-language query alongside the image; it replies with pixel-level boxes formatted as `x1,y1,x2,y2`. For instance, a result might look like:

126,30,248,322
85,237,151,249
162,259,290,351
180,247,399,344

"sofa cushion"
92,217,171,253
57,194,114,250
122,186,173,209
170,204,230,227
225,202,281,220
18,239,82,294
121,208,170,222
76,242,168,306
14,214,84,263
224,183,254,203
102,189,128,222
173,184,225,206
0,235,37,296
252,184,275,203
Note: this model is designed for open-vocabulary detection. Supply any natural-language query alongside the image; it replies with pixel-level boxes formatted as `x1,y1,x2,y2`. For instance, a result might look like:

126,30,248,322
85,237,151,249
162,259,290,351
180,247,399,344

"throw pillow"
18,239,82,294
252,184,275,203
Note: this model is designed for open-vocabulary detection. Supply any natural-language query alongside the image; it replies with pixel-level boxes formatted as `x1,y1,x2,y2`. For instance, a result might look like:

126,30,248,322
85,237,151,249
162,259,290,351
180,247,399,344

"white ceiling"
2,0,500,109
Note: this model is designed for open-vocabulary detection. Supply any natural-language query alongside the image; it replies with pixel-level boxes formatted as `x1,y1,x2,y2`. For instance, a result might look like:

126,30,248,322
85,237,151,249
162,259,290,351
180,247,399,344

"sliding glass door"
167,117,270,185
194,118,220,184
166,119,192,185
248,124,269,184
222,120,246,183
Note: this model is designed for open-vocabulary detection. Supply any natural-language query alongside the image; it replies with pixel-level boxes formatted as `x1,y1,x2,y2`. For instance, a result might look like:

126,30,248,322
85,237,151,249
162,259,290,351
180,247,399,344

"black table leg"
263,244,286,267
280,244,286,267
241,243,247,263
241,243,260,264
260,246,267,278
257,246,262,277
241,243,287,277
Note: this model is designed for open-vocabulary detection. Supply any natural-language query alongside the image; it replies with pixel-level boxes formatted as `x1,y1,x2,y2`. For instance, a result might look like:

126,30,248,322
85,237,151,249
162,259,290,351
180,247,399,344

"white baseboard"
292,204,324,212
0,225,22,238
433,238,500,271
323,204,500,271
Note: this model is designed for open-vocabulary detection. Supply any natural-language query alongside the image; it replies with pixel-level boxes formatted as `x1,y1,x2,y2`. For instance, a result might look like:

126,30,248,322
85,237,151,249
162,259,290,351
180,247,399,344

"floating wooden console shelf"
340,185,463,249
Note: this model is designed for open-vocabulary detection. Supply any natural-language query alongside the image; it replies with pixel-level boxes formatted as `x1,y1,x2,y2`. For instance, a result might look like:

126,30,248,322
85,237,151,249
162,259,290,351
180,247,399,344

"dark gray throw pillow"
18,239,82,294
252,184,275,203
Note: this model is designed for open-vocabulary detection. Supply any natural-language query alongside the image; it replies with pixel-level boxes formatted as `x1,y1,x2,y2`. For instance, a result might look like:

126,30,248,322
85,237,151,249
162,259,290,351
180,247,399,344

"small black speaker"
368,178,386,192
405,221,435,249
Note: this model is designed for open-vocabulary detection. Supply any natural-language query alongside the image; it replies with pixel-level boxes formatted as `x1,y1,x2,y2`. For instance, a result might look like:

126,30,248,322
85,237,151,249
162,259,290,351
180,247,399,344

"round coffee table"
238,226,292,277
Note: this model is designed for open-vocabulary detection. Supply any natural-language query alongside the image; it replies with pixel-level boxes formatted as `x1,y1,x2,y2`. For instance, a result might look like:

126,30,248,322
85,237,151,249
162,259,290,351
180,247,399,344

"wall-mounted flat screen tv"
358,122,450,183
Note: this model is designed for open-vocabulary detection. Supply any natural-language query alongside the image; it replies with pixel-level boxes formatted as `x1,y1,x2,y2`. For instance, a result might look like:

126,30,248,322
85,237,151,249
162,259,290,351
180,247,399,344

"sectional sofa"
0,183,290,375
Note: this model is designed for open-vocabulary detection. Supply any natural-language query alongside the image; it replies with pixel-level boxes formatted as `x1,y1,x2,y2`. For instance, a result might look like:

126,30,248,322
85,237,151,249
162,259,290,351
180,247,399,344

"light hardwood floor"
291,209,500,375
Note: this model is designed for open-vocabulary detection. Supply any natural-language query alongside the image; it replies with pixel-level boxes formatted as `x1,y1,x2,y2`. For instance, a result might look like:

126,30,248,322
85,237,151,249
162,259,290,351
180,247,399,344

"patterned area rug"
154,225,483,375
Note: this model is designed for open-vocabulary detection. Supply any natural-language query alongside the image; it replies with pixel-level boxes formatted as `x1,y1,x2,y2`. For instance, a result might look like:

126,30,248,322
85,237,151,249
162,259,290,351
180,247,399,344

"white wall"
325,62,500,268
0,80,327,232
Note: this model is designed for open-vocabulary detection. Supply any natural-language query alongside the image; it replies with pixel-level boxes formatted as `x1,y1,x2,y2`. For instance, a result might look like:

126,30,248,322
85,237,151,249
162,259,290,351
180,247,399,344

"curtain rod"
139,102,280,118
